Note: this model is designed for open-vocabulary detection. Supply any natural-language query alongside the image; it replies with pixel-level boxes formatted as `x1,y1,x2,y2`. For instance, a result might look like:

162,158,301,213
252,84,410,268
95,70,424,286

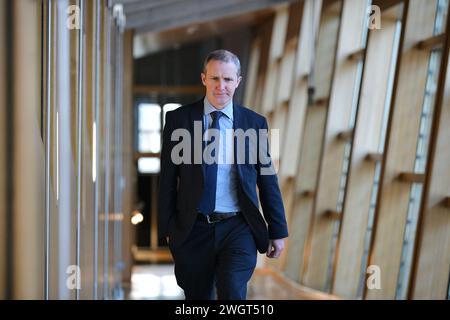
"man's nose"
216,79,225,90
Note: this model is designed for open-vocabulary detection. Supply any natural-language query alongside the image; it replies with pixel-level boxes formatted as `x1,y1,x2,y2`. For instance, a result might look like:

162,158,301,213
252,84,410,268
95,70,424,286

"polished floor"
127,264,338,300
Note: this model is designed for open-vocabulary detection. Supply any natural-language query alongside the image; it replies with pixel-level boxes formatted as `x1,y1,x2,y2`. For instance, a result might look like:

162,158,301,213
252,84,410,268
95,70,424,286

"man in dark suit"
158,49,288,300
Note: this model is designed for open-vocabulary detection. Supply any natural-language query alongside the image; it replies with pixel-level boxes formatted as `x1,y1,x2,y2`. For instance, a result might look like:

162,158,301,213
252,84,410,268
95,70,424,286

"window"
137,102,181,174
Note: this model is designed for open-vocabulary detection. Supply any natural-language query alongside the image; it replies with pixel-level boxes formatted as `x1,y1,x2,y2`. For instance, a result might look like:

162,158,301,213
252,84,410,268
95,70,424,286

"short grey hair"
203,49,241,77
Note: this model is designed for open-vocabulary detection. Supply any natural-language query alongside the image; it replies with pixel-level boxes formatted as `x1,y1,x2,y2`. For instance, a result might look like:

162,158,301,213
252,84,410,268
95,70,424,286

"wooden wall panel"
284,0,341,283
264,2,306,270
410,6,450,300
252,18,274,114
304,0,367,291
280,0,322,178
313,0,342,100
243,39,261,107
285,104,328,281
276,0,323,272
261,4,289,114
366,0,439,299
332,14,399,298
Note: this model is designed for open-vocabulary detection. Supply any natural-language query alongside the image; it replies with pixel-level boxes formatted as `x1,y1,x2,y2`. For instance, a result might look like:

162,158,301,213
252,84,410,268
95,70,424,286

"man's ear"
201,73,207,86
236,76,242,88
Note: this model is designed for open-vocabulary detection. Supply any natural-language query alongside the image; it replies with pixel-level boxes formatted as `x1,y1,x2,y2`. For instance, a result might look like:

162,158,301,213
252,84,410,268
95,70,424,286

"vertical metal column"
93,0,101,300
75,0,85,301
103,5,112,299
44,0,52,300
113,10,124,299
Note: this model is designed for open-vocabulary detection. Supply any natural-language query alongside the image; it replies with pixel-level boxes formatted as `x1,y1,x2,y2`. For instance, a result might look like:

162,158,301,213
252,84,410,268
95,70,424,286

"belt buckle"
206,214,216,224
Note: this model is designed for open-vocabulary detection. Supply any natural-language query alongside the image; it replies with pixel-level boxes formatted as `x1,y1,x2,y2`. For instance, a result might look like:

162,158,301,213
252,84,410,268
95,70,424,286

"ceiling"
110,0,297,57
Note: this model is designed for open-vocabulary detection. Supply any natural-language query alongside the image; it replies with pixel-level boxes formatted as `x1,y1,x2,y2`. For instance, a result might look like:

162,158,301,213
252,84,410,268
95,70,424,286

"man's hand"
266,238,285,259
166,236,170,245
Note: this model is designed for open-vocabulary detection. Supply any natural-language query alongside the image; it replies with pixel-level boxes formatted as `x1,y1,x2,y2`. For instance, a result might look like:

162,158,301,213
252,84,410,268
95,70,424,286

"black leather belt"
199,212,240,224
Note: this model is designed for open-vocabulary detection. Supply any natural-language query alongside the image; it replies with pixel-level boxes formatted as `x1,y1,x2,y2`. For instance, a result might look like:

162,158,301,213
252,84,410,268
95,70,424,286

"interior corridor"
0,0,449,300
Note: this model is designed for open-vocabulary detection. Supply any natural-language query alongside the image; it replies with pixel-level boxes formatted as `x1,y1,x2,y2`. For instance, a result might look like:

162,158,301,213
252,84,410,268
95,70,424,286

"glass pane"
138,131,161,153
138,157,161,174
139,103,160,131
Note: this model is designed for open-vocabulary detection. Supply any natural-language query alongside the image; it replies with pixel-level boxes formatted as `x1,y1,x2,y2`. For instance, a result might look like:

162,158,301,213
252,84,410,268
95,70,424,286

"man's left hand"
266,238,285,259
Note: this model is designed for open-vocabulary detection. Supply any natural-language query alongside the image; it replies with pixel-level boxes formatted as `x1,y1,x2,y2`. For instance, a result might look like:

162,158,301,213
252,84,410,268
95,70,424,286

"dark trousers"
169,214,257,300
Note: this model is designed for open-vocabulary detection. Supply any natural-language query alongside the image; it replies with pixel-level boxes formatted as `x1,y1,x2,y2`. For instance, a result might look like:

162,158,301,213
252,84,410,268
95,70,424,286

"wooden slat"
314,96,329,106
332,12,399,298
397,172,426,183
276,46,296,106
324,209,341,220
280,0,322,178
278,0,321,270
313,1,341,99
262,4,289,114
336,129,353,141
244,39,261,107
347,48,365,61
409,2,450,297
284,0,339,284
442,197,450,208
415,33,445,50
273,176,296,271
373,0,404,11
365,0,439,300
303,0,367,291
252,18,274,114
301,190,316,198
279,0,321,270
364,152,383,162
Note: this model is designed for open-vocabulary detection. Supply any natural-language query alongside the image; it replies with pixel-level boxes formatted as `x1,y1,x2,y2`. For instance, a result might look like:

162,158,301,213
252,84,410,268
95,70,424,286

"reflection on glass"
138,157,160,174
138,103,161,153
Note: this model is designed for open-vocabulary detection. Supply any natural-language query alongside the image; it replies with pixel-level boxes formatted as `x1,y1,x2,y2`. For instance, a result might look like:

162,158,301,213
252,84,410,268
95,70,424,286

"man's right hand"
166,236,169,244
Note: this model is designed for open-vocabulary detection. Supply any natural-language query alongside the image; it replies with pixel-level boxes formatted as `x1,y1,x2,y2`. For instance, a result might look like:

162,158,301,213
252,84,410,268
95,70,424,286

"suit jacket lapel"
190,99,204,180
233,104,245,181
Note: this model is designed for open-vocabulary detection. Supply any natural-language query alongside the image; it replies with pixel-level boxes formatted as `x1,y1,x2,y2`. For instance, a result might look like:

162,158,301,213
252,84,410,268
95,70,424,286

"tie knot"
211,111,224,122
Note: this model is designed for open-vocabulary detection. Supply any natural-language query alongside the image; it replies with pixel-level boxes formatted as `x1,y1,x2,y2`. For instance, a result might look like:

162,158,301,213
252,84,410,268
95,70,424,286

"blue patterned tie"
199,111,224,214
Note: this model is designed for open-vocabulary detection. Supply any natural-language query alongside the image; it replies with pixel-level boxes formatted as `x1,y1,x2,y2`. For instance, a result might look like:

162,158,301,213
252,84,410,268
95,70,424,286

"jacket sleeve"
256,117,289,240
157,111,179,239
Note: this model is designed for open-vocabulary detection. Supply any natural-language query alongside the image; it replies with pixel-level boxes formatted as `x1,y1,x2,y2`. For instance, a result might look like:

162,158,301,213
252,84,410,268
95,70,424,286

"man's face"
201,60,242,109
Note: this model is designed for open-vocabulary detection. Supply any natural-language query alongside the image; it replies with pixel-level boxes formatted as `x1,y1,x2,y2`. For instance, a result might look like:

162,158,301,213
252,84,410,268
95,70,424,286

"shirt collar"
203,96,233,120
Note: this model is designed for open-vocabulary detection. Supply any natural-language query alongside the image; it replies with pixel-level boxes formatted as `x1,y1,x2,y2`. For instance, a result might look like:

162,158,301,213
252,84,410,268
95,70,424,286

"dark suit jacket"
158,98,288,253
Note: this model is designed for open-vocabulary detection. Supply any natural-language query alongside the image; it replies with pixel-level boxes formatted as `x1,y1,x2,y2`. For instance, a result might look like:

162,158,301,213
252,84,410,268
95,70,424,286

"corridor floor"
127,264,338,300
